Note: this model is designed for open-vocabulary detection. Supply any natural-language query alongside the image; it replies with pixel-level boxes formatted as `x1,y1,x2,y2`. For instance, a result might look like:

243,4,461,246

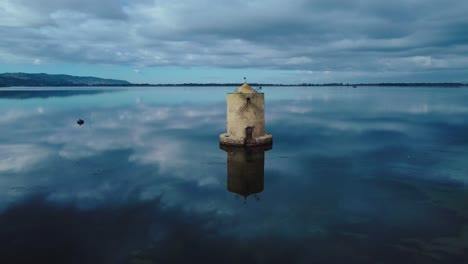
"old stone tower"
219,81,273,146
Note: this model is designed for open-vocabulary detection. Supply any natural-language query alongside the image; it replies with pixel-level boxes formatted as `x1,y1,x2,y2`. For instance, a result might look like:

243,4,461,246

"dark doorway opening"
246,127,253,143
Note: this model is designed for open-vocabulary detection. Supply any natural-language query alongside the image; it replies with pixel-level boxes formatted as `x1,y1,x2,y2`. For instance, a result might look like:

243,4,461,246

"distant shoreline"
122,82,468,87
1,73,467,88
1,83,467,88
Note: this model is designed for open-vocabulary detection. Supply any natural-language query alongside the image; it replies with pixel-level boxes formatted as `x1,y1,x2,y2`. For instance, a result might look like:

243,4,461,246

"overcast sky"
1,0,467,83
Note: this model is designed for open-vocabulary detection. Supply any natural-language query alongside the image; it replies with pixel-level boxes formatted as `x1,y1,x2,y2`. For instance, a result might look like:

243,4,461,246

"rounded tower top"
235,83,257,94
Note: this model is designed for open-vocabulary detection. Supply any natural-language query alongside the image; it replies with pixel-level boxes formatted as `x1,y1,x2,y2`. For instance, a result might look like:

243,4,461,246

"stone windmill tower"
219,79,273,146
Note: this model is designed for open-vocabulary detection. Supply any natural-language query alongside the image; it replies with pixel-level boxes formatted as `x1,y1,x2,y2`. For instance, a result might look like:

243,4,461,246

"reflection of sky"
1,87,468,263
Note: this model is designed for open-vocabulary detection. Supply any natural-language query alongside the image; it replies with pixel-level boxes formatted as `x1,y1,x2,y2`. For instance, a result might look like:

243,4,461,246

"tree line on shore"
1,73,466,87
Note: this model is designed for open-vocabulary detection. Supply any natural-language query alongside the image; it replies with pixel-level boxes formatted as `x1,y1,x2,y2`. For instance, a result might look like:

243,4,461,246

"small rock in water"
77,119,84,126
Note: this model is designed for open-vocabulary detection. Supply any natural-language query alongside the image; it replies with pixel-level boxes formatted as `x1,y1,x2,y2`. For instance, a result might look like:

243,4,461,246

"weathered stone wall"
226,93,265,140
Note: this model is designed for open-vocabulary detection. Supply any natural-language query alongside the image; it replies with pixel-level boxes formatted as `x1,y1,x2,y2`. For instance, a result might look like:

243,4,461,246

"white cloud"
0,0,48,26
0,109,43,123
1,0,468,81
0,144,49,172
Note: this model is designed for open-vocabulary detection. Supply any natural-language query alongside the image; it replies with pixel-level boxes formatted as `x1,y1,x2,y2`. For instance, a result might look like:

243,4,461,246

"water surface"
1,86,467,263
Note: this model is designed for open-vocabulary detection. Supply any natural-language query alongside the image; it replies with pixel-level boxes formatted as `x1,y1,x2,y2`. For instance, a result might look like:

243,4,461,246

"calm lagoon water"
0,86,467,263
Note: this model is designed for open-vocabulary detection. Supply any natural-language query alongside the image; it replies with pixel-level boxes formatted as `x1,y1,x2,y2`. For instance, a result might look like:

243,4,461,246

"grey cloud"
19,0,127,23
1,0,468,81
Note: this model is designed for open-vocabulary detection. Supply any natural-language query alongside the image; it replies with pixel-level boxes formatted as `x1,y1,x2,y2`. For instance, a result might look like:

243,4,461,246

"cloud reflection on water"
0,87,468,263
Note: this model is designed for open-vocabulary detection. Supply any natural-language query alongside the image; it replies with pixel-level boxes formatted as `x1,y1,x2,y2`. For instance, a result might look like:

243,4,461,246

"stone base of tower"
220,143,272,153
219,133,273,147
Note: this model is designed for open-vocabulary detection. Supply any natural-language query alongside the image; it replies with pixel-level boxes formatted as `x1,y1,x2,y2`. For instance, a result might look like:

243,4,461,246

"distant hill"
1,72,466,87
0,73,131,87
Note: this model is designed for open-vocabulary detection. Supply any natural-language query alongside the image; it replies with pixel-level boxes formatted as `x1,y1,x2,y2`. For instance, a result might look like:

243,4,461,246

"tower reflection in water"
220,145,272,203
